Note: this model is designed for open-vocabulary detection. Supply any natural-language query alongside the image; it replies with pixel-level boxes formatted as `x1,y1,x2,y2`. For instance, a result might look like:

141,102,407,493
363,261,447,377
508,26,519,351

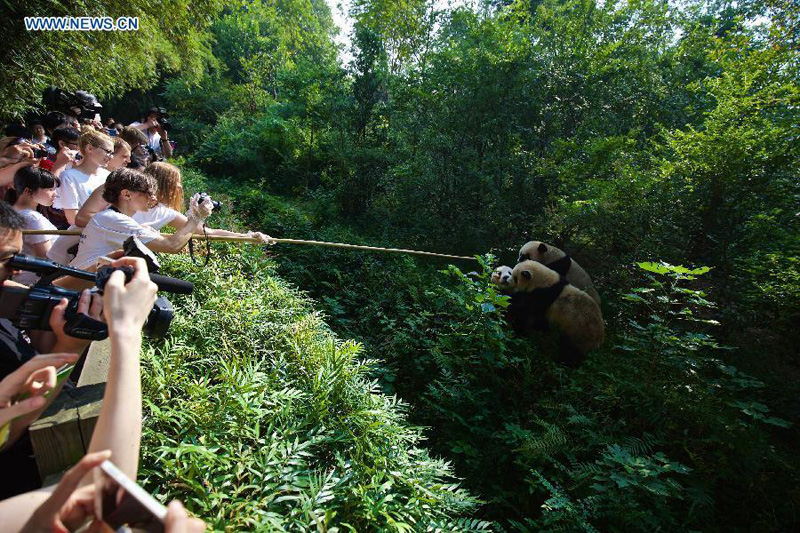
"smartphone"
94,460,167,533
53,363,74,389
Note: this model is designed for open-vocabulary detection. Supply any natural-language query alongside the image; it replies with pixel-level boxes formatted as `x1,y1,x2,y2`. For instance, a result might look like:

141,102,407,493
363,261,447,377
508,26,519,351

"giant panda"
491,265,514,292
492,265,546,333
512,260,604,366
518,241,601,306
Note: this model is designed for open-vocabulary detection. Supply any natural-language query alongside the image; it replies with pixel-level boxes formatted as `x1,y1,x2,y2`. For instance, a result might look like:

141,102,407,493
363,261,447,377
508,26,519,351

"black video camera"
156,107,172,132
43,86,103,120
197,193,221,213
0,254,193,340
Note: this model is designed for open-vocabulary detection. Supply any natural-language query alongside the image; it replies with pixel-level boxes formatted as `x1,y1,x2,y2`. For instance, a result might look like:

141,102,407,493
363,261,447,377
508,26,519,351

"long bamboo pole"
21,229,478,262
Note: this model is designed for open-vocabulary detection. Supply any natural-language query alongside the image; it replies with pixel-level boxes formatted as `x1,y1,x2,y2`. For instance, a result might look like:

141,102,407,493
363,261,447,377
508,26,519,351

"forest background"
2,0,798,530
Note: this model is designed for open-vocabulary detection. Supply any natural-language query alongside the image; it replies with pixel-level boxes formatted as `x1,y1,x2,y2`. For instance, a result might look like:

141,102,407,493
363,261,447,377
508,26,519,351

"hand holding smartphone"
94,460,167,532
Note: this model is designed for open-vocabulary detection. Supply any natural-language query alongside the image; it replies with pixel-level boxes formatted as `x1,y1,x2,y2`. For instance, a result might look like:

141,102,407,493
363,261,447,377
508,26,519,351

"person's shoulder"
97,167,110,179
88,208,119,226
59,167,78,181
60,167,87,182
18,209,50,224
129,121,142,127
92,208,138,228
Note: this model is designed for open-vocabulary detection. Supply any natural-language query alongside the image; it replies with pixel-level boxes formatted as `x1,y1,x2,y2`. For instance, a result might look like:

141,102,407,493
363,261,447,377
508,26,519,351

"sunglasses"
89,144,114,157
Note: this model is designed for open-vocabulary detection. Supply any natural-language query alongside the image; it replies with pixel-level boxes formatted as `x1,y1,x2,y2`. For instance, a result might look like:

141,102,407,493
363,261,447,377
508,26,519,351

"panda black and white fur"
492,265,545,333
512,260,604,366
491,265,514,291
518,241,601,307
492,265,551,334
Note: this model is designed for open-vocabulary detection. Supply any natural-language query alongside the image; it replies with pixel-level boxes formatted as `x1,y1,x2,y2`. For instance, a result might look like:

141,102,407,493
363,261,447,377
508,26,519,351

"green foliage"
138,183,488,531
10,0,794,527
187,163,797,529
0,0,227,117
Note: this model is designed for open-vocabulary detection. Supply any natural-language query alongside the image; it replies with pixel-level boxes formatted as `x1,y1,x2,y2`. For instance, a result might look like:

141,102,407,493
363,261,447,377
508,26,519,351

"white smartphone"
94,460,167,532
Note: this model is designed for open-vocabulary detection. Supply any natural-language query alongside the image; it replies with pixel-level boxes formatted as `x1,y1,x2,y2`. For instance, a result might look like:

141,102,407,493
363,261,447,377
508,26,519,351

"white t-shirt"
133,203,180,230
46,225,82,265
129,122,162,154
14,209,57,286
54,167,109,210
70,209,160,270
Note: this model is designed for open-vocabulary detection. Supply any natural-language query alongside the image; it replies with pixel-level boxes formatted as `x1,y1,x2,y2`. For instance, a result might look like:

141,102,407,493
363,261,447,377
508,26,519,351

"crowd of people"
0,105,274,531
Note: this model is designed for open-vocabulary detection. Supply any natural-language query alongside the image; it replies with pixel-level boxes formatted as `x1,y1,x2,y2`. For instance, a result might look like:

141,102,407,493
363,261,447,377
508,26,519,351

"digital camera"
197,192,221,212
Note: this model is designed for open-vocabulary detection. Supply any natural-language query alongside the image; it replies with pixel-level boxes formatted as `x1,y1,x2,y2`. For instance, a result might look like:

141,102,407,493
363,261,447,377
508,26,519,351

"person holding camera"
68,168,215,271
130,107,172,160
73,162,275,245
0,255,206,531
119,126,151,169
0,202,104,497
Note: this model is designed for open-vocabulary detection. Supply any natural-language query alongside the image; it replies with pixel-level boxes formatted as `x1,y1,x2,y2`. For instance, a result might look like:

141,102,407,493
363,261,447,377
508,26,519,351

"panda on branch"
518,241,601,306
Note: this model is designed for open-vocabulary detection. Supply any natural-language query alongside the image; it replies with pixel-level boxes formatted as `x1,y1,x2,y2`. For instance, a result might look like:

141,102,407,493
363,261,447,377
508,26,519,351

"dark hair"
29,119,43,128
43,111,68,132
4,123,30,139
102,168,157,204
52,127,81,147
0,201,25,232
5,166,60,205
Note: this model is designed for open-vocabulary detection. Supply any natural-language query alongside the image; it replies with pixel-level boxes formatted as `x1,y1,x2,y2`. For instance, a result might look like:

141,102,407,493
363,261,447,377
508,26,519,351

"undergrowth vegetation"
137,196,489,531
167,167,796,531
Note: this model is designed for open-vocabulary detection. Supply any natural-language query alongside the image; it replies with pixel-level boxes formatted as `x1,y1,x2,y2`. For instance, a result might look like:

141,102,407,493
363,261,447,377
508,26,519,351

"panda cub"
492,265,549,334
491,265,515,291
512,261,604,366
518,241,601,307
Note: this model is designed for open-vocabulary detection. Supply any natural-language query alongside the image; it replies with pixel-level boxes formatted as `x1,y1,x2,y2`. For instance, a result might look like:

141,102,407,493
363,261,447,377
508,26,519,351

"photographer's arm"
158,127,172,158
168,213,275,243
145,196,212,254
74,185,109,227
85,257,157,479
62,210,77,226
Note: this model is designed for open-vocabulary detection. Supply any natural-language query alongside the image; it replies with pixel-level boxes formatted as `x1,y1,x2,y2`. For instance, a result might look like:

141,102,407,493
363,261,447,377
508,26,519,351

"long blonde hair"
143,162,184,211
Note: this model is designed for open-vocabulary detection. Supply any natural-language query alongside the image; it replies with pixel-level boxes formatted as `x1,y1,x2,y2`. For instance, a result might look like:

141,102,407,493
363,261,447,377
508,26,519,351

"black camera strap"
188,223,212,267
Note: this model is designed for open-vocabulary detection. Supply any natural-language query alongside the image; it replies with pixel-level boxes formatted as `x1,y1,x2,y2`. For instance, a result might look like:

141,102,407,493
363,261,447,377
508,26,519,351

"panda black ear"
522,270,532,280
538,243,548,253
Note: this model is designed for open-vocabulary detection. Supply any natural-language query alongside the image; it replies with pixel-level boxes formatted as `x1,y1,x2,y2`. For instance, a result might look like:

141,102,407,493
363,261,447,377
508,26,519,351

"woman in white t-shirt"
70,168,215,271
47,136,131,265
74,161,274,242
6,166,60,285
54,129,113,225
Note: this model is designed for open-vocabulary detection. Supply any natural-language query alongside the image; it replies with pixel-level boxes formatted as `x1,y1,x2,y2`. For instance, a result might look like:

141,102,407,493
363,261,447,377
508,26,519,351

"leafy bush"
137,190,489,531
179,166,797,530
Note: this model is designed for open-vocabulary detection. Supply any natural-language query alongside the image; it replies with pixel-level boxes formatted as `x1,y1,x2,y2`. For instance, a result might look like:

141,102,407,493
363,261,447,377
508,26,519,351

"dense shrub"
137,191,489,531
180,168,797,530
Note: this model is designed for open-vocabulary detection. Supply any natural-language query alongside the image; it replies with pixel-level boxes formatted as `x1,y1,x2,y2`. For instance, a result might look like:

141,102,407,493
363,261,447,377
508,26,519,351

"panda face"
491,266,515,291
512,260,557,292
518,241,548,264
